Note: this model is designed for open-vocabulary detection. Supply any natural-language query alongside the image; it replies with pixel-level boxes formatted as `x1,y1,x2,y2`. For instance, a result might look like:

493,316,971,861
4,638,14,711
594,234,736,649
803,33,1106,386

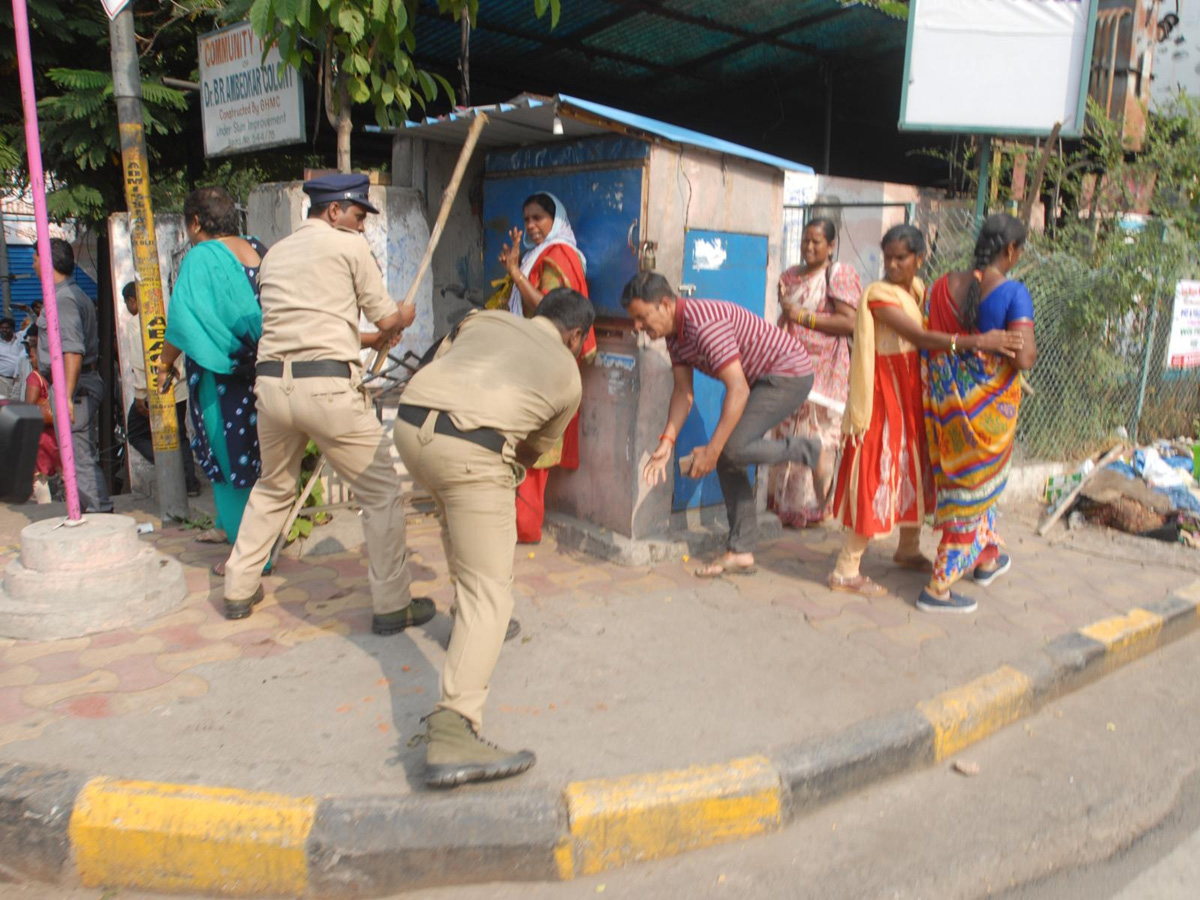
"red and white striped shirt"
666,298,813,384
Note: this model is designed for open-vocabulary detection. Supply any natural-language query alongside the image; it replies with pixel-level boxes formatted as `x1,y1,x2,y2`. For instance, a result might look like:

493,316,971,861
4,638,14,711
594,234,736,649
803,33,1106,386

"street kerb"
1,581,1198,898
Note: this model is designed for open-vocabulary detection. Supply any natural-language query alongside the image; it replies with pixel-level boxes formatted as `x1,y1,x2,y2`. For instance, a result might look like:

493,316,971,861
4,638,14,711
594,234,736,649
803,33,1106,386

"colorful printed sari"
922,276,1033,590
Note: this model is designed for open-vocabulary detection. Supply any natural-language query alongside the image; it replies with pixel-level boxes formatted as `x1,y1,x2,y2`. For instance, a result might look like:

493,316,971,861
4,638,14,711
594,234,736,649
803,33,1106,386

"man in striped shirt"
622,272,829,577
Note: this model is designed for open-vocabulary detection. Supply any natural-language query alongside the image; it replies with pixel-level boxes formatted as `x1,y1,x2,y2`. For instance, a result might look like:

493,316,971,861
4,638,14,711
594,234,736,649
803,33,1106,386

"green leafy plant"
288,440,330,542
235,0,561,172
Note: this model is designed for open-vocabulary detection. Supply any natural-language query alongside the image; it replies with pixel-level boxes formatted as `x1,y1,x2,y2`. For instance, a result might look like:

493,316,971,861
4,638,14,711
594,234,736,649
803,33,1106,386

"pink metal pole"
11,0,81,519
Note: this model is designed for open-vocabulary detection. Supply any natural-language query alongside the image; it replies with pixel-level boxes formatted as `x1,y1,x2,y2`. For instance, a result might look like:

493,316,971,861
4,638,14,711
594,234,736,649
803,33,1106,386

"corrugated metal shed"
395,94,814,172
412,0,907,105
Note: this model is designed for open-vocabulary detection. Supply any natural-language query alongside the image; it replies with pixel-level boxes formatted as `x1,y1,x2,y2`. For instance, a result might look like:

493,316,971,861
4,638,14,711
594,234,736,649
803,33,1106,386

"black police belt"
396,404,507,455
256,360,352,378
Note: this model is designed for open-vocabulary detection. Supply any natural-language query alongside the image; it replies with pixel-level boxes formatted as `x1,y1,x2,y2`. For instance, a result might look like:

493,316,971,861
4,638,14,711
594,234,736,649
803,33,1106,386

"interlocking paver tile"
104,655,177,693
0,665,38,689
23,670,120,709
274,620,351,647
3,637,90,665
156,643,241,675
135,608,206,634
770,593,845,622
77,635,165,668
0,685,34,722
848,627,915,661
0,710,55,748
809,610,876,640
109,673,209,716
879,619,947,650
198,614,282,640
846,599,910,628
974,612,1031,639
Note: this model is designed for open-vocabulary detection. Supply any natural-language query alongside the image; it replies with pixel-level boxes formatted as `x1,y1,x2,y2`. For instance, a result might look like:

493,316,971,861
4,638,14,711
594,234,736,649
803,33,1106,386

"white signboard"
900,0,1096,137
100,0,132,20
1167,280,1200,370
198,22,305,158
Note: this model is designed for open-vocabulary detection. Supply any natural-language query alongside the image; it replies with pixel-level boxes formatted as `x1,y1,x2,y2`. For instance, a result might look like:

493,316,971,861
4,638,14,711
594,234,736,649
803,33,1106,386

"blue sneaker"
973,554,1012,587
917,588,977,615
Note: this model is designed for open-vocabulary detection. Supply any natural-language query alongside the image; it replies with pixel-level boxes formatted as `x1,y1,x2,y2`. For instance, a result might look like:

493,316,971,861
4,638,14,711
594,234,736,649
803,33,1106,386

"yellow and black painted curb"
2,584,1198,897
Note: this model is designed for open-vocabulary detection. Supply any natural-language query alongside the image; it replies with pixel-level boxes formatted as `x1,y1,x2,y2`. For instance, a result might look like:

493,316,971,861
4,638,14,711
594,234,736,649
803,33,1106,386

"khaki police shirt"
255,218,396,363
402,311,582,462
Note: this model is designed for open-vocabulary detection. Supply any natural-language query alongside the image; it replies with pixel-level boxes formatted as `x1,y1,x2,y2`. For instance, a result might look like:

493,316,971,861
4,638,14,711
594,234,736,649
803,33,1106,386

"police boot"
223,586,264,620
371,597,437,635
423,709,536,788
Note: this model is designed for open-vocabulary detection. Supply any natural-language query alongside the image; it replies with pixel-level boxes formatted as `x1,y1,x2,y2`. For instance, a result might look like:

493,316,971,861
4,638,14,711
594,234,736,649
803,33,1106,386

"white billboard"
900,0,1097,137
198,22,306,157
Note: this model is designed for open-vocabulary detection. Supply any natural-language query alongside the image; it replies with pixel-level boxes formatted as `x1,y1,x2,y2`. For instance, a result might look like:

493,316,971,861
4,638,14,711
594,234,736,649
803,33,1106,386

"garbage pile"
1042,440,1200,547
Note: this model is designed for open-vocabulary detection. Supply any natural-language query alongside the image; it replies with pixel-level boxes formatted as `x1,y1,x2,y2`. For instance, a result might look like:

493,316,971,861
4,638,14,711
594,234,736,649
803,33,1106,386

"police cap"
302,173,380,214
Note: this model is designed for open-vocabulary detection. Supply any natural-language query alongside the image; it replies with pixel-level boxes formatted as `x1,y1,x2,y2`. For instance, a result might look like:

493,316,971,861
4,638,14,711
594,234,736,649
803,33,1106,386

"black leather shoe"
223,586,264,620
372,597,436,635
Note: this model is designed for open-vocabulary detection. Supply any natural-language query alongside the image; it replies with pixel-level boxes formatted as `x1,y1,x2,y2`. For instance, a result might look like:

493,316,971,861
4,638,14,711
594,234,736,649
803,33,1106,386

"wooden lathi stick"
369,111,489,374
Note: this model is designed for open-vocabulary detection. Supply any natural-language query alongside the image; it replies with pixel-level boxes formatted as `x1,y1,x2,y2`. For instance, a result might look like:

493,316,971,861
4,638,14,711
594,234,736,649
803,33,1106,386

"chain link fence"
916,204,1200,461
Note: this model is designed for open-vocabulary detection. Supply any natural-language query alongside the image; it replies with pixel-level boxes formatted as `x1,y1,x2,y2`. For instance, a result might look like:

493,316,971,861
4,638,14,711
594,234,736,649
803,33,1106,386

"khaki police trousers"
394,413,517,731
225,367,413,613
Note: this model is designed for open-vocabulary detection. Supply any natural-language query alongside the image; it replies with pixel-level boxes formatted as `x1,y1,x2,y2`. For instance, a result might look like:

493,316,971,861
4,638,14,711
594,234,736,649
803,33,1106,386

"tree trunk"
336,80,352,173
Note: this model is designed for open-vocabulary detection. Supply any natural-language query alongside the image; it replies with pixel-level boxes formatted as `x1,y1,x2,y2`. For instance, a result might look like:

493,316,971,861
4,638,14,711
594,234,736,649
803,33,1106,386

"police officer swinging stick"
263,113,490,570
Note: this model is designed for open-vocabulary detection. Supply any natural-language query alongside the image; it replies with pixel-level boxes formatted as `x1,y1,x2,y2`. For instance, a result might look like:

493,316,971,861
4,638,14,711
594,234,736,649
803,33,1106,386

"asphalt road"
9,629,1200,900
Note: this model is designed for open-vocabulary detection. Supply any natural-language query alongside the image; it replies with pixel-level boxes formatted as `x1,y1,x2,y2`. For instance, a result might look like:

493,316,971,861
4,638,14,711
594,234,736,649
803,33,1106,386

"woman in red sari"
496,192,597,543
828,225,1022,604
21,326,61,502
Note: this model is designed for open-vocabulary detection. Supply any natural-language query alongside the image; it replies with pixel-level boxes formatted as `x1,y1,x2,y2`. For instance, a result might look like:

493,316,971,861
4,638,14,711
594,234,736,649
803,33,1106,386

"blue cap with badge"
302,173,380,214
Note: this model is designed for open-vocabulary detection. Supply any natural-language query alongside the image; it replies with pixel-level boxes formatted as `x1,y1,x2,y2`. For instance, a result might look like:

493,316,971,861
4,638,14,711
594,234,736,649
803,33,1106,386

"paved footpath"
0,493,1189,801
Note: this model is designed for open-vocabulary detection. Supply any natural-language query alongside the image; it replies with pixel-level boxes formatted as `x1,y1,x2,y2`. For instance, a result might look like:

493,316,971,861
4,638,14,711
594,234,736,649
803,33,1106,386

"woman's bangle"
950,333,959,354
798,311,817,329
658,433,675,445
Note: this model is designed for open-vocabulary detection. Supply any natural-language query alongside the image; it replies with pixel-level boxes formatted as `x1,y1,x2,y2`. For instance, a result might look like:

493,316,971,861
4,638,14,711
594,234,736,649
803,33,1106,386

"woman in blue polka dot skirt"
160,187,265,554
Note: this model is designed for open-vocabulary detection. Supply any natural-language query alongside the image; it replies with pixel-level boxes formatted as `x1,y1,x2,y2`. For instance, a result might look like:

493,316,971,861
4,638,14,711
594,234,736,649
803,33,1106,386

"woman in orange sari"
829,225,1022,604
496,192,597,543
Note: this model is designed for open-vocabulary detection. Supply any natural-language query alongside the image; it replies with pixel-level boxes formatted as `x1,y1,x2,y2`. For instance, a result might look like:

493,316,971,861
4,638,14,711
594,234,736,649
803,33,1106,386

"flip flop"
694,559,758,579
194,528,228,544
828,573,888,598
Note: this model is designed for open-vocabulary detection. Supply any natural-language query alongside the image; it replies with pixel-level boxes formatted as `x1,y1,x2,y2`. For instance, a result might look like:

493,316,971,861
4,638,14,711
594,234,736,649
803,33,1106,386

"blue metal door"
672,230,770,511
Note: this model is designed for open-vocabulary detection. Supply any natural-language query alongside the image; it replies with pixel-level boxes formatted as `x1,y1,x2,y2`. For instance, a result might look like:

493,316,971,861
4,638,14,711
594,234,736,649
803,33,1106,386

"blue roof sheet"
559,95,813,173
399,94,813,173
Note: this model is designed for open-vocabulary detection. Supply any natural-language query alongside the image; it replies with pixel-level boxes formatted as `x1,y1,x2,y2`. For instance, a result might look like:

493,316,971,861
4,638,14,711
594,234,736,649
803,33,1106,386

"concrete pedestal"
0,514,187,640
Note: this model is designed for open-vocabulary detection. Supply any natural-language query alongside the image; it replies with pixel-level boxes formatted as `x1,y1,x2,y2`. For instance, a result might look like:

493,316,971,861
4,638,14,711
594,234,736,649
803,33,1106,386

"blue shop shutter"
4,244,99,315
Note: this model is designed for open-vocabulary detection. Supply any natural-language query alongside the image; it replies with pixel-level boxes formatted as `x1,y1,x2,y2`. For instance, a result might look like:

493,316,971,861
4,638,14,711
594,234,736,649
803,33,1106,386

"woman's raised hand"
499,226,523,276
973,329,1025,358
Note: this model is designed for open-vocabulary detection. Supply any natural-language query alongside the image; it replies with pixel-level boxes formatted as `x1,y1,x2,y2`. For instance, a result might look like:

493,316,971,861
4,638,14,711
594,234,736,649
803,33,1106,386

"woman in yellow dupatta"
828,225,1022,605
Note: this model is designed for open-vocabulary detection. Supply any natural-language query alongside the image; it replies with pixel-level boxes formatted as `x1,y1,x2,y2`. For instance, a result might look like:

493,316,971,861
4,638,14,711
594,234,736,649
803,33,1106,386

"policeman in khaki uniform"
222,174,433,633
395,288,593,787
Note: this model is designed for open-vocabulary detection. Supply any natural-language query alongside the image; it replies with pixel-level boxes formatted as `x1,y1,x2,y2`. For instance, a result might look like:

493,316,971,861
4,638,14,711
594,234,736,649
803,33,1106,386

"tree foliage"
234,0,560,169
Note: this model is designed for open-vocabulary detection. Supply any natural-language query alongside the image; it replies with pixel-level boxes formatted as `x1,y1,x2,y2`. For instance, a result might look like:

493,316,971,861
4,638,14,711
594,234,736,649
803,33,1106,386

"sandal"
694,557,758,579
893,554,934,573
195,528,228,544
828,573,887,598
